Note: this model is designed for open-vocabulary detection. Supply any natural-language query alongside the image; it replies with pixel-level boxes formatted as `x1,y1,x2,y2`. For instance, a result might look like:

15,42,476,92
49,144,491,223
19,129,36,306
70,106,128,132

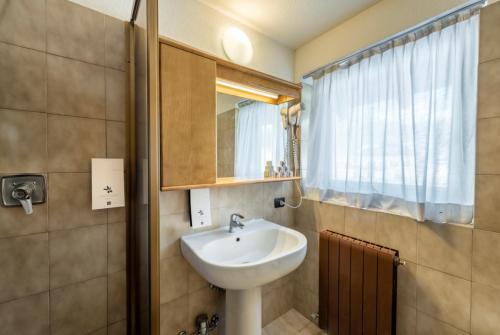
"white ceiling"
68,0,135,21
69,0,379,48
197,0,380,49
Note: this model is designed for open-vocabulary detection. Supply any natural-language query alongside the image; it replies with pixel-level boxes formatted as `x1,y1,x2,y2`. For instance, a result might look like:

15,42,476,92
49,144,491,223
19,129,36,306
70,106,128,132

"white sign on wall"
190,188,212,229
91,158,125,210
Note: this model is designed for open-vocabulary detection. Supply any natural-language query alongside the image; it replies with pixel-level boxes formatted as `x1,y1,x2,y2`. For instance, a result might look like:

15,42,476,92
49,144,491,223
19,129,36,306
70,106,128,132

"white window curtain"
235,101,286,178
304,12,479,224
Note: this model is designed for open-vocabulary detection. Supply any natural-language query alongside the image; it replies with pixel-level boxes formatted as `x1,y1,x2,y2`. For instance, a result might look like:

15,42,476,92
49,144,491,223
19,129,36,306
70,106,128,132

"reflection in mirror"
217,92,296,179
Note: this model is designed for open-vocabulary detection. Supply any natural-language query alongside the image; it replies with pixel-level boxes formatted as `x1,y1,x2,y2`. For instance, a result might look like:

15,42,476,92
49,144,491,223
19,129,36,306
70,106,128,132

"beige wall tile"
471,282,500,335
88,328,107,335
480,1,500,62
0,43,45,112
296,227,318,262
188,265,208,293
108,207,126,224
317,202,344,233
477,117,500,174
106,69,127,121
263,282,294,327
105,17,128,71
281,206,295,227
47,114,106,172
416,266,471,332
478,60,500,119
46,0,105,64
0,181,47,239
344,207,377,242
108,320,126,335
0,233,48,303
160,256,189,304
282,181,295,198
47,55,105,119
417,222,472,279
0,109,47,173
211,186,240,209
49,225,107,288
159,190,189,216
295,199,319,231
48,173,107,230
108,270,126,323
160,296,188,335
375,213,417,262
50,276,107,335
472,229,500,289
416,312,467,335
293,285,318,324
106,121,126,159
397,305,416,335
475,175,500,233
0,292,49,335
294,258,318,295
159,213,191,259
263,274,293,295
398,261,417,308
108,222,126,273
0,0,45,51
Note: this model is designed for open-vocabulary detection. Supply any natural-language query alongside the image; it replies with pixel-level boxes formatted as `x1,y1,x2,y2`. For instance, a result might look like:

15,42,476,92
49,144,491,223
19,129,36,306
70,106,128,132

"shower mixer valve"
11,181,36,215
1,175,46,215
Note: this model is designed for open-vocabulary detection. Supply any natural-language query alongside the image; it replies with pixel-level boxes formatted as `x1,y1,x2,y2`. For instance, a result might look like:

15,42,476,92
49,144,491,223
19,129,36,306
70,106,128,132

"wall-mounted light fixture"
216,78,279,104
222,27,253,65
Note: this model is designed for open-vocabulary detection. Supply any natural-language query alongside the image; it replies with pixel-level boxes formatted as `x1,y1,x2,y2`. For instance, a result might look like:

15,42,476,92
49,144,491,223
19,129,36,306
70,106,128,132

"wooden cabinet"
160,43,216,187
159,38,302,191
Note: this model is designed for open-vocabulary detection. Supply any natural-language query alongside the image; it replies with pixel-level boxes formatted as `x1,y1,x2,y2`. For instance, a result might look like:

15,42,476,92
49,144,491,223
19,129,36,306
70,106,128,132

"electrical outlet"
274,197,285,208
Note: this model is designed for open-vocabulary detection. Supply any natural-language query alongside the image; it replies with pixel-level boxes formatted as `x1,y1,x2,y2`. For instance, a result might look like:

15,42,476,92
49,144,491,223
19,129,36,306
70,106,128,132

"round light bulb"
222,27,253,65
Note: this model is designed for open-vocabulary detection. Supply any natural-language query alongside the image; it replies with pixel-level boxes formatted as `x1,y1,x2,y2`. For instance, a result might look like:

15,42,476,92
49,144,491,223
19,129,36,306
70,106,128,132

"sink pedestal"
226,287,262,335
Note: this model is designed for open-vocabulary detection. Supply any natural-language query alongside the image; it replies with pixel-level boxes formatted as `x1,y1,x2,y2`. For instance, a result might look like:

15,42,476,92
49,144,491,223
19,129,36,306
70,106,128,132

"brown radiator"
319,230,399,335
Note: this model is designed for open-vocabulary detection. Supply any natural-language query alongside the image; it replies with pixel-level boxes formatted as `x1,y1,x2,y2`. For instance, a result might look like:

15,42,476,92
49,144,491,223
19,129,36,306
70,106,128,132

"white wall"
294,0,474,81
158,0,295,81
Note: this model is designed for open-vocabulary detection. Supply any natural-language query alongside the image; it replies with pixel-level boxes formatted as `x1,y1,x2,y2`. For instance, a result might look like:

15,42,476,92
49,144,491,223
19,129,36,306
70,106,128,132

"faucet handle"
11,182,35,215
231,213,244,220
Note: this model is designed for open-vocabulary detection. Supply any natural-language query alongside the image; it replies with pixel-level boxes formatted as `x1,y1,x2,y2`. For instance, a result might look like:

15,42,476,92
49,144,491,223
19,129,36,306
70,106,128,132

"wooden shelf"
160,176,301,191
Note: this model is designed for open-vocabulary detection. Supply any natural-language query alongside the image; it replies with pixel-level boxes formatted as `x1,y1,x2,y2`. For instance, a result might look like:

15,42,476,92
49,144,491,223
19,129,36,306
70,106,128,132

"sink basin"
181,218,307,290
180,218,307,335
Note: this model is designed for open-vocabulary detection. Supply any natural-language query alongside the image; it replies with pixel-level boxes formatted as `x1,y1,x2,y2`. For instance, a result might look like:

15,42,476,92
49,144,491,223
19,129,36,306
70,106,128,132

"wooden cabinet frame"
159,37,302,191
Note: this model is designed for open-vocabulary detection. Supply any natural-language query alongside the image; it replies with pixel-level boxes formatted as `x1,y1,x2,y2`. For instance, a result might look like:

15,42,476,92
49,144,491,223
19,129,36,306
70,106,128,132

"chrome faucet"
229,213,244,233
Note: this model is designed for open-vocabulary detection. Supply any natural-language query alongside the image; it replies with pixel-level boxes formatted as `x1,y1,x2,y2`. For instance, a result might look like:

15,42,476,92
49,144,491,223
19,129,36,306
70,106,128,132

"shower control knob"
1,175,46,216
11,182,36,215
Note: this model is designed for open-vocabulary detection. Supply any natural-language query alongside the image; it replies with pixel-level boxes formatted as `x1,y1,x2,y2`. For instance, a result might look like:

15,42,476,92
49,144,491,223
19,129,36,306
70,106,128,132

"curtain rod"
302,0,486,80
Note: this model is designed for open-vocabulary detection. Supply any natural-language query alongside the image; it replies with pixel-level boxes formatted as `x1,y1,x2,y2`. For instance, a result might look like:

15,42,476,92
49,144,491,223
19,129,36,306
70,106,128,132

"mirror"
216,92,299,179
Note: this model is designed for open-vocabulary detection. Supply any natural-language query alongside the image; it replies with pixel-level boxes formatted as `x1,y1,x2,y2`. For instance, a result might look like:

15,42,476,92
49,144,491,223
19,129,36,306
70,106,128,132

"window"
303,12,479,224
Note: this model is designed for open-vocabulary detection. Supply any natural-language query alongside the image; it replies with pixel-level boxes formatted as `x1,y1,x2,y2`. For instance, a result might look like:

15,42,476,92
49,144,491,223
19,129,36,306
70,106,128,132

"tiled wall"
158,182,295,334
293,3,500,334
216,109,235,178
0,0,128,334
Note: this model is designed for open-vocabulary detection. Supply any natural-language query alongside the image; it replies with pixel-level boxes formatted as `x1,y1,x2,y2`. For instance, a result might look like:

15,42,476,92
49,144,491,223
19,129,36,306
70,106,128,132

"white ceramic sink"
181,218,307,290
180,218,307,335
